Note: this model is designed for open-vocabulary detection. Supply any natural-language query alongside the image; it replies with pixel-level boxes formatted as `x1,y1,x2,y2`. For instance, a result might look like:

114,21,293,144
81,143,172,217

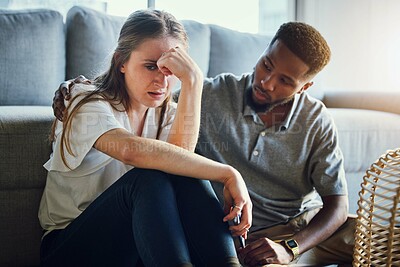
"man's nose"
261,76,274,92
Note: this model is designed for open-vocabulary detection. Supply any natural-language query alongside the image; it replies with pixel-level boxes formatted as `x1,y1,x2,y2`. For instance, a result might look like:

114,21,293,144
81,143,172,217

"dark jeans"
40,168,237,267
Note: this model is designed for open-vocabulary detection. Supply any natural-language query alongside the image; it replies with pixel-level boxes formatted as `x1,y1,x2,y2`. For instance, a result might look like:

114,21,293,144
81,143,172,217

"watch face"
287,239,297,248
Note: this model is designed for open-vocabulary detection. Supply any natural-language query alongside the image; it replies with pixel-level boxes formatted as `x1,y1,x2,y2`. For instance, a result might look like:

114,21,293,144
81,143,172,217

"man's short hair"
270,22,331,78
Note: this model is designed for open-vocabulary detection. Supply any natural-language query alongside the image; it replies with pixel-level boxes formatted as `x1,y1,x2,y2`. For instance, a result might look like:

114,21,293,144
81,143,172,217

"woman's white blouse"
38,84,176,232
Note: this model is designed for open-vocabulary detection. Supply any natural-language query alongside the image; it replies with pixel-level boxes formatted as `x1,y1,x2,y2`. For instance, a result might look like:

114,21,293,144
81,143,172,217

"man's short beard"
246,87,294,114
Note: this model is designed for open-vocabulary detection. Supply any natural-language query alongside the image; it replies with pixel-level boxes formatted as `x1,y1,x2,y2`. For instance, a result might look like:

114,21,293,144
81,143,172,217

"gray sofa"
1,6,399,267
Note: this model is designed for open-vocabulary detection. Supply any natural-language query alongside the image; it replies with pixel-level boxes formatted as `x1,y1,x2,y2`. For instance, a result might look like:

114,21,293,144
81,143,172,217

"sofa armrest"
322,91,400,115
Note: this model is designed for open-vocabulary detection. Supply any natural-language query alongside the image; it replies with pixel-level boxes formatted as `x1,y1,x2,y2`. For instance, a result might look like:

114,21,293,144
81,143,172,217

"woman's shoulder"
70,83,96,97
66,83,117,117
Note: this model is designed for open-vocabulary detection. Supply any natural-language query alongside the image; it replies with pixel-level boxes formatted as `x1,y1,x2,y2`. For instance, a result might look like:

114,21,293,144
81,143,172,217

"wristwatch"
282,239,300,260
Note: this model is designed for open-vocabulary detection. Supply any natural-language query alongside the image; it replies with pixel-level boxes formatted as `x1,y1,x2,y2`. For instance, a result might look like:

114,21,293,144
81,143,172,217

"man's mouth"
253,86,270,102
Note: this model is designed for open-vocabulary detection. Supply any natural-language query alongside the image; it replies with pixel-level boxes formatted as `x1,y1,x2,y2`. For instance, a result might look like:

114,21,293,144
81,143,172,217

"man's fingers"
59,82,71,100
74,75,91,85
53,90,66,121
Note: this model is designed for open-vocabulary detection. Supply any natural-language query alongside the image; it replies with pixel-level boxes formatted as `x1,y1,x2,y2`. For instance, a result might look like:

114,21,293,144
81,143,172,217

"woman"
38,9,251,267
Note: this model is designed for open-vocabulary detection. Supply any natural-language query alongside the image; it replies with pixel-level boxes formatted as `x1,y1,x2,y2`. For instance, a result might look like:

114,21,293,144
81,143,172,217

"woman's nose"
154,70,168,88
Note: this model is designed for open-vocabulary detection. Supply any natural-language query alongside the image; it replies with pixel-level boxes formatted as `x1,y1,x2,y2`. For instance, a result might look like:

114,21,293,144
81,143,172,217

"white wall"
297,0,400,93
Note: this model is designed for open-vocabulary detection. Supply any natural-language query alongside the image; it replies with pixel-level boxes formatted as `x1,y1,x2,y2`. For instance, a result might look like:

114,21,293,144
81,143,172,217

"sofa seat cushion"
329,108,400,173
0,9,65,105
0,106,53,266
0,106,53,190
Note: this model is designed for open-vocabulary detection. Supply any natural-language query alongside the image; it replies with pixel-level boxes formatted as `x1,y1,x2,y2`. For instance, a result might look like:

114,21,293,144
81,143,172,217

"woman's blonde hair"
51,9,189,169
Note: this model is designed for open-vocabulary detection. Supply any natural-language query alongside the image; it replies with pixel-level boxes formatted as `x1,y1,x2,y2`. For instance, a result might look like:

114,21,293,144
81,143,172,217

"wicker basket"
353,148,400,266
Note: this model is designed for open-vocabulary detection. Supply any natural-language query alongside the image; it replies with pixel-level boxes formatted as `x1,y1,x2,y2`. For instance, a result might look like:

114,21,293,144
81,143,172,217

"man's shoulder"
173,73,250,101
298,92,330,114
204,72,253,88
297,92,337,130
202,72,253,102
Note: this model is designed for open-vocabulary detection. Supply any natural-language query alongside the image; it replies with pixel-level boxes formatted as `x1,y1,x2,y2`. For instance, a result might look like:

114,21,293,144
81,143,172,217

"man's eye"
280,77,294,87
264,61,272,72
281,78,289,84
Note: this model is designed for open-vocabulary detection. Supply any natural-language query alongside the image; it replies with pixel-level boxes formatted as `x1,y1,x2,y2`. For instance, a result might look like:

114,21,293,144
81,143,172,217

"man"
196,22,354,267
53,22,355,266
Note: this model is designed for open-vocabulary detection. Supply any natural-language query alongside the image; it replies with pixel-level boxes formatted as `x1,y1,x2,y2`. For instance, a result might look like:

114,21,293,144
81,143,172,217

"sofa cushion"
207,24,271,77
0,106,53,267
0,9,65,105
0,106,53,189
0,188,43,266
66,7,211,82
66,6,126,80
181,20,210,76
330,108,400,173
330,108,400,214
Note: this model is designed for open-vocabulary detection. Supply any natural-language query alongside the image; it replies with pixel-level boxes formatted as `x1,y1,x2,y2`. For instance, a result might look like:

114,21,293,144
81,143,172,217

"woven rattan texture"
353,149,400,266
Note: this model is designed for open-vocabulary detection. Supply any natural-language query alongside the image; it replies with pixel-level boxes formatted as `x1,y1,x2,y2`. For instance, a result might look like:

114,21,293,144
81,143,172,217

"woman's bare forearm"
167,74,203,152
96,128,230,183
95,127,252,232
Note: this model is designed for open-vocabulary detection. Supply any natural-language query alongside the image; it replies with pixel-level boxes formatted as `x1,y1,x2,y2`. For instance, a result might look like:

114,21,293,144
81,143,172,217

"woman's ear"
114,53,125,73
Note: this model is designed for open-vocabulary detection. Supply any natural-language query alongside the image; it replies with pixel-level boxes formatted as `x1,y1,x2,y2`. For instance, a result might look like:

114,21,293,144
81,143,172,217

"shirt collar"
243,76,301,131
279,93,300,131
243,74,265,126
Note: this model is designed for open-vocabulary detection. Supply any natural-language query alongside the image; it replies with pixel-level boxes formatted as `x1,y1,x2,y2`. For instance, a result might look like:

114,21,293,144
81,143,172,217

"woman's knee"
172,176,217,199
120,168,168,185
120,168,174,196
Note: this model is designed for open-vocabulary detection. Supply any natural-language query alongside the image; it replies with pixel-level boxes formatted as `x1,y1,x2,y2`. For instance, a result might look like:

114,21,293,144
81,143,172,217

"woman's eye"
146,65,158,71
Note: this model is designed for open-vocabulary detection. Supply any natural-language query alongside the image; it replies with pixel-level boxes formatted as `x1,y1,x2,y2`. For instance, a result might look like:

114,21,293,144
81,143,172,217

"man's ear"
298,81,314,94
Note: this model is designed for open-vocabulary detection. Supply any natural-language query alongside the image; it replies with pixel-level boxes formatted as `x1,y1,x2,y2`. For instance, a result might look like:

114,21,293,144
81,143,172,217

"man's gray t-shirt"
196,73,347,231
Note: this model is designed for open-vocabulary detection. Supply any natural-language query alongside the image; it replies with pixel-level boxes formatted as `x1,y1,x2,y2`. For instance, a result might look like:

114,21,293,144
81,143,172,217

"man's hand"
238,237,293,266
52,75,91,121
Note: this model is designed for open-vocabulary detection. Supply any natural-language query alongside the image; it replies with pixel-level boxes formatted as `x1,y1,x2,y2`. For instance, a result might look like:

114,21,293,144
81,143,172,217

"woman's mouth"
148,91,165,100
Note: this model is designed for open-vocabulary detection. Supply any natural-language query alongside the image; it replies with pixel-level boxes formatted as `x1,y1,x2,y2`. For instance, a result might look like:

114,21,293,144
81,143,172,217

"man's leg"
247,210,355,266
297,216,356,266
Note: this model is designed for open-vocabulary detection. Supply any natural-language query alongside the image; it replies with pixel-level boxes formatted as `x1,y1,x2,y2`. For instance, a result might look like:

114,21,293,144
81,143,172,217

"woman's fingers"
231,207,251,237
157,46,201,81
223,201,252,238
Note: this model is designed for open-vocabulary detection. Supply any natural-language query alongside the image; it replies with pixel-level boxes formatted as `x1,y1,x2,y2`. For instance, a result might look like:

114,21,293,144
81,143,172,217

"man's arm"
239,195,348,266
291,195,348,254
